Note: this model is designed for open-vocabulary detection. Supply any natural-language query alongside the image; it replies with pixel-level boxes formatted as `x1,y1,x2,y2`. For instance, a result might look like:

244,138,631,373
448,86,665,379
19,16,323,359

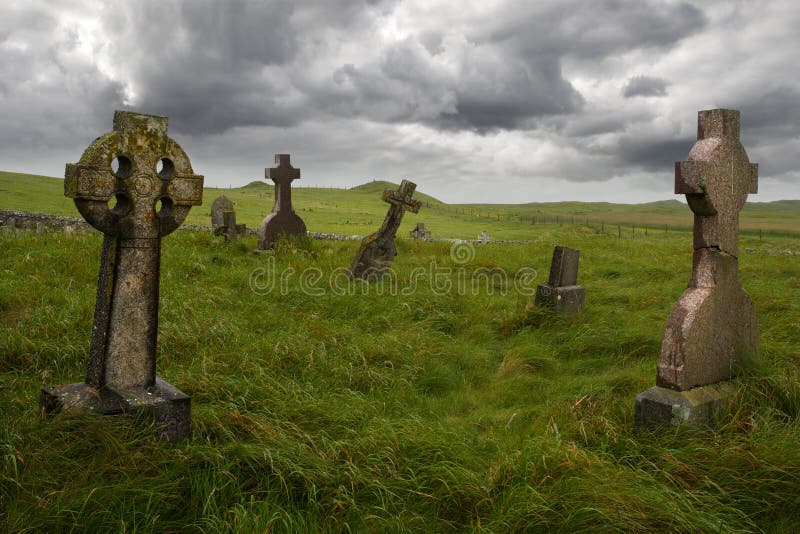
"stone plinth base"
635,382,737,428
41,378,190,442
535,284,585,314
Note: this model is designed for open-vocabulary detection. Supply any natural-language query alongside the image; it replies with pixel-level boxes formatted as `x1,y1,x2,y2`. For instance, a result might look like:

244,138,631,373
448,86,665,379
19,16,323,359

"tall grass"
1,218,799,531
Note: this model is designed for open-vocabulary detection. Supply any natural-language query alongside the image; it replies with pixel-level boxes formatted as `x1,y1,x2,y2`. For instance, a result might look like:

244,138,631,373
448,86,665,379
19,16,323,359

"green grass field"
3,170,799,240
1,169,800,531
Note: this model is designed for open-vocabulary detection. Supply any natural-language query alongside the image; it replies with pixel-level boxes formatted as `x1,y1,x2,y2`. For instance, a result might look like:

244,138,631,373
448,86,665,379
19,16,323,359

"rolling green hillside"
2,170,799,239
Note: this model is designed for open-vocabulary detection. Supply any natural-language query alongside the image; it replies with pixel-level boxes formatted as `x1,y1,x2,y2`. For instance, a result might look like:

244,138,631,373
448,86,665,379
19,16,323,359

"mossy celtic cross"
42,111,203,442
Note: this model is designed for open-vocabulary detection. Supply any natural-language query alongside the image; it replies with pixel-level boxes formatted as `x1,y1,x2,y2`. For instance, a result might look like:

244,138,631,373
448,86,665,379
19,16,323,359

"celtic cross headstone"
636,108,759,427
40,111,203,442
349,180,421,279
258,154,306,249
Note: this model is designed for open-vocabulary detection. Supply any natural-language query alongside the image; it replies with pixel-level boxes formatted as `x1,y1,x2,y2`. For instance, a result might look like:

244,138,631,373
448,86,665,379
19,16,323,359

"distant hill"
2,170,798,238
349,180,444,206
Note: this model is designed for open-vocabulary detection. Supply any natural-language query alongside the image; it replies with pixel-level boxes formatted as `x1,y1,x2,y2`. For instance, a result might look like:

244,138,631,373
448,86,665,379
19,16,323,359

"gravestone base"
634,382,737,428
535,284,585,314
41,378,190,443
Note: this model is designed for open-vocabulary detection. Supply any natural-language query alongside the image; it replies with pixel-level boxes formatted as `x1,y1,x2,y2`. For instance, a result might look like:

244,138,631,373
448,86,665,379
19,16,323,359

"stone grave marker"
211,195,246,242
258,154,306,249
535,245,585,314
40,111,203,442
349,180,422,279
635,108,759,427
409,222,431,240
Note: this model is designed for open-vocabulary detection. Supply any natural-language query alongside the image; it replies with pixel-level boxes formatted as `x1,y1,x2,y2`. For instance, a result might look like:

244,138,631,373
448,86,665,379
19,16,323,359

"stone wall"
0,210,90,234
1,210,536,244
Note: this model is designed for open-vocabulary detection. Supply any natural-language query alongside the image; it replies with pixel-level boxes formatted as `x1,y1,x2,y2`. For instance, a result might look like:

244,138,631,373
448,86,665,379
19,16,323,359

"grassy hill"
3,170,799,239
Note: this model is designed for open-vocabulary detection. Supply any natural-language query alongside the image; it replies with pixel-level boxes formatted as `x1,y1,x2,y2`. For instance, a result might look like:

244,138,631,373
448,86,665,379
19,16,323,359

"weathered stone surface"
211,195,233,229
635,382,737,428
349,180,421,279
657,109,759,392
211,195,246,242
258,154,306,249
409,222,431,240
536,246,585,314
547,245,580,286
40,110,202,442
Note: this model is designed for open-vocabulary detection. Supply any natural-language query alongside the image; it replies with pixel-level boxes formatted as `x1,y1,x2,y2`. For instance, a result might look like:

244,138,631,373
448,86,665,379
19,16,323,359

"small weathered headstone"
535,245,585,314
349,180,421,279
258,154,306,249
409,222,431,240
636,109,759,428
211,195,246,242
40,111,203,442
479,230,490,244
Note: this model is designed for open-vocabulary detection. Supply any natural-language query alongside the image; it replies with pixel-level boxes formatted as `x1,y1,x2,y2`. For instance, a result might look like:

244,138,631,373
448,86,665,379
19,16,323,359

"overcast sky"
1,1,798,203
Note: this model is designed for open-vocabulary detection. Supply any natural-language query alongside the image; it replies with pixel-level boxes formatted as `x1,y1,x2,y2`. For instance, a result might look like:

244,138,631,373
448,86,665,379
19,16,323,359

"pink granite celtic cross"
657,109,759,391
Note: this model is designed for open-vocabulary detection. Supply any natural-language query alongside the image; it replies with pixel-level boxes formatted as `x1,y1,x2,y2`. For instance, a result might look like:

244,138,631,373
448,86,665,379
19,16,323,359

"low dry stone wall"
0,210,90,233
1,210,535,244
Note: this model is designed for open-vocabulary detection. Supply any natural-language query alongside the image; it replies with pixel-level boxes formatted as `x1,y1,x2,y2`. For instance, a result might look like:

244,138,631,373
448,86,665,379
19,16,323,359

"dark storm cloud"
102,0,303,133
17,0,704,140
484,0,707,60
615,137,693,171
623,75,670,98
329,39,584,132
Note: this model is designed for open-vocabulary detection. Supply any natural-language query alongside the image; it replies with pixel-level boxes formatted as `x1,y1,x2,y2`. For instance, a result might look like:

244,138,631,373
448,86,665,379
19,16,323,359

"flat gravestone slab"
536,245,584,314
211,195,246,242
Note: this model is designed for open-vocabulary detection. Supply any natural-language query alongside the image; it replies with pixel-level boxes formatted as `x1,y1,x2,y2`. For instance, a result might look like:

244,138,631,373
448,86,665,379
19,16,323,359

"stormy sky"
1,0,798,203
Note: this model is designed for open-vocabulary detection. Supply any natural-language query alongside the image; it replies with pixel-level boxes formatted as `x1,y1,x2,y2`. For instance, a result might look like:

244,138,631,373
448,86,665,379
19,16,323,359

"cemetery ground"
1,172,800,531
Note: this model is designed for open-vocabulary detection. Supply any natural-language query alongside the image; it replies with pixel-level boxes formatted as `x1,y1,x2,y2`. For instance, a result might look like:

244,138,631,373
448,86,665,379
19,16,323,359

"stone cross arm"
268,154,300,184
673,109,757,256
383,180,421,213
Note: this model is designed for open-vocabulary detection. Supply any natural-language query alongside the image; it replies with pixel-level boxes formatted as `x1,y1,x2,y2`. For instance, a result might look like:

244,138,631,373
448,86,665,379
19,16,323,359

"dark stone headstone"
636,109,759,428
40,111,203,442
258,154,306,249
535,246,585,314
211,195,246,242
349,180,421,279
409,222,431,240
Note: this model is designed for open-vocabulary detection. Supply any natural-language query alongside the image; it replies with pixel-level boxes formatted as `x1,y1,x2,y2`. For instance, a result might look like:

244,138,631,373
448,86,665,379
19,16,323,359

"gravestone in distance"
535,245,585,314
211,195,246,242
40,111,203,442
349,180,422,279
258,154,306,249
409,222,431,240
635,109,759,428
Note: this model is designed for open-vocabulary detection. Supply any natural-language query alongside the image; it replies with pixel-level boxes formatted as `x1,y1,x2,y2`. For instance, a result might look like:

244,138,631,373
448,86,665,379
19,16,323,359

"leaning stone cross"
636,108,759,427
41,111,203,442
258,154,307,249
349,180,421,279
